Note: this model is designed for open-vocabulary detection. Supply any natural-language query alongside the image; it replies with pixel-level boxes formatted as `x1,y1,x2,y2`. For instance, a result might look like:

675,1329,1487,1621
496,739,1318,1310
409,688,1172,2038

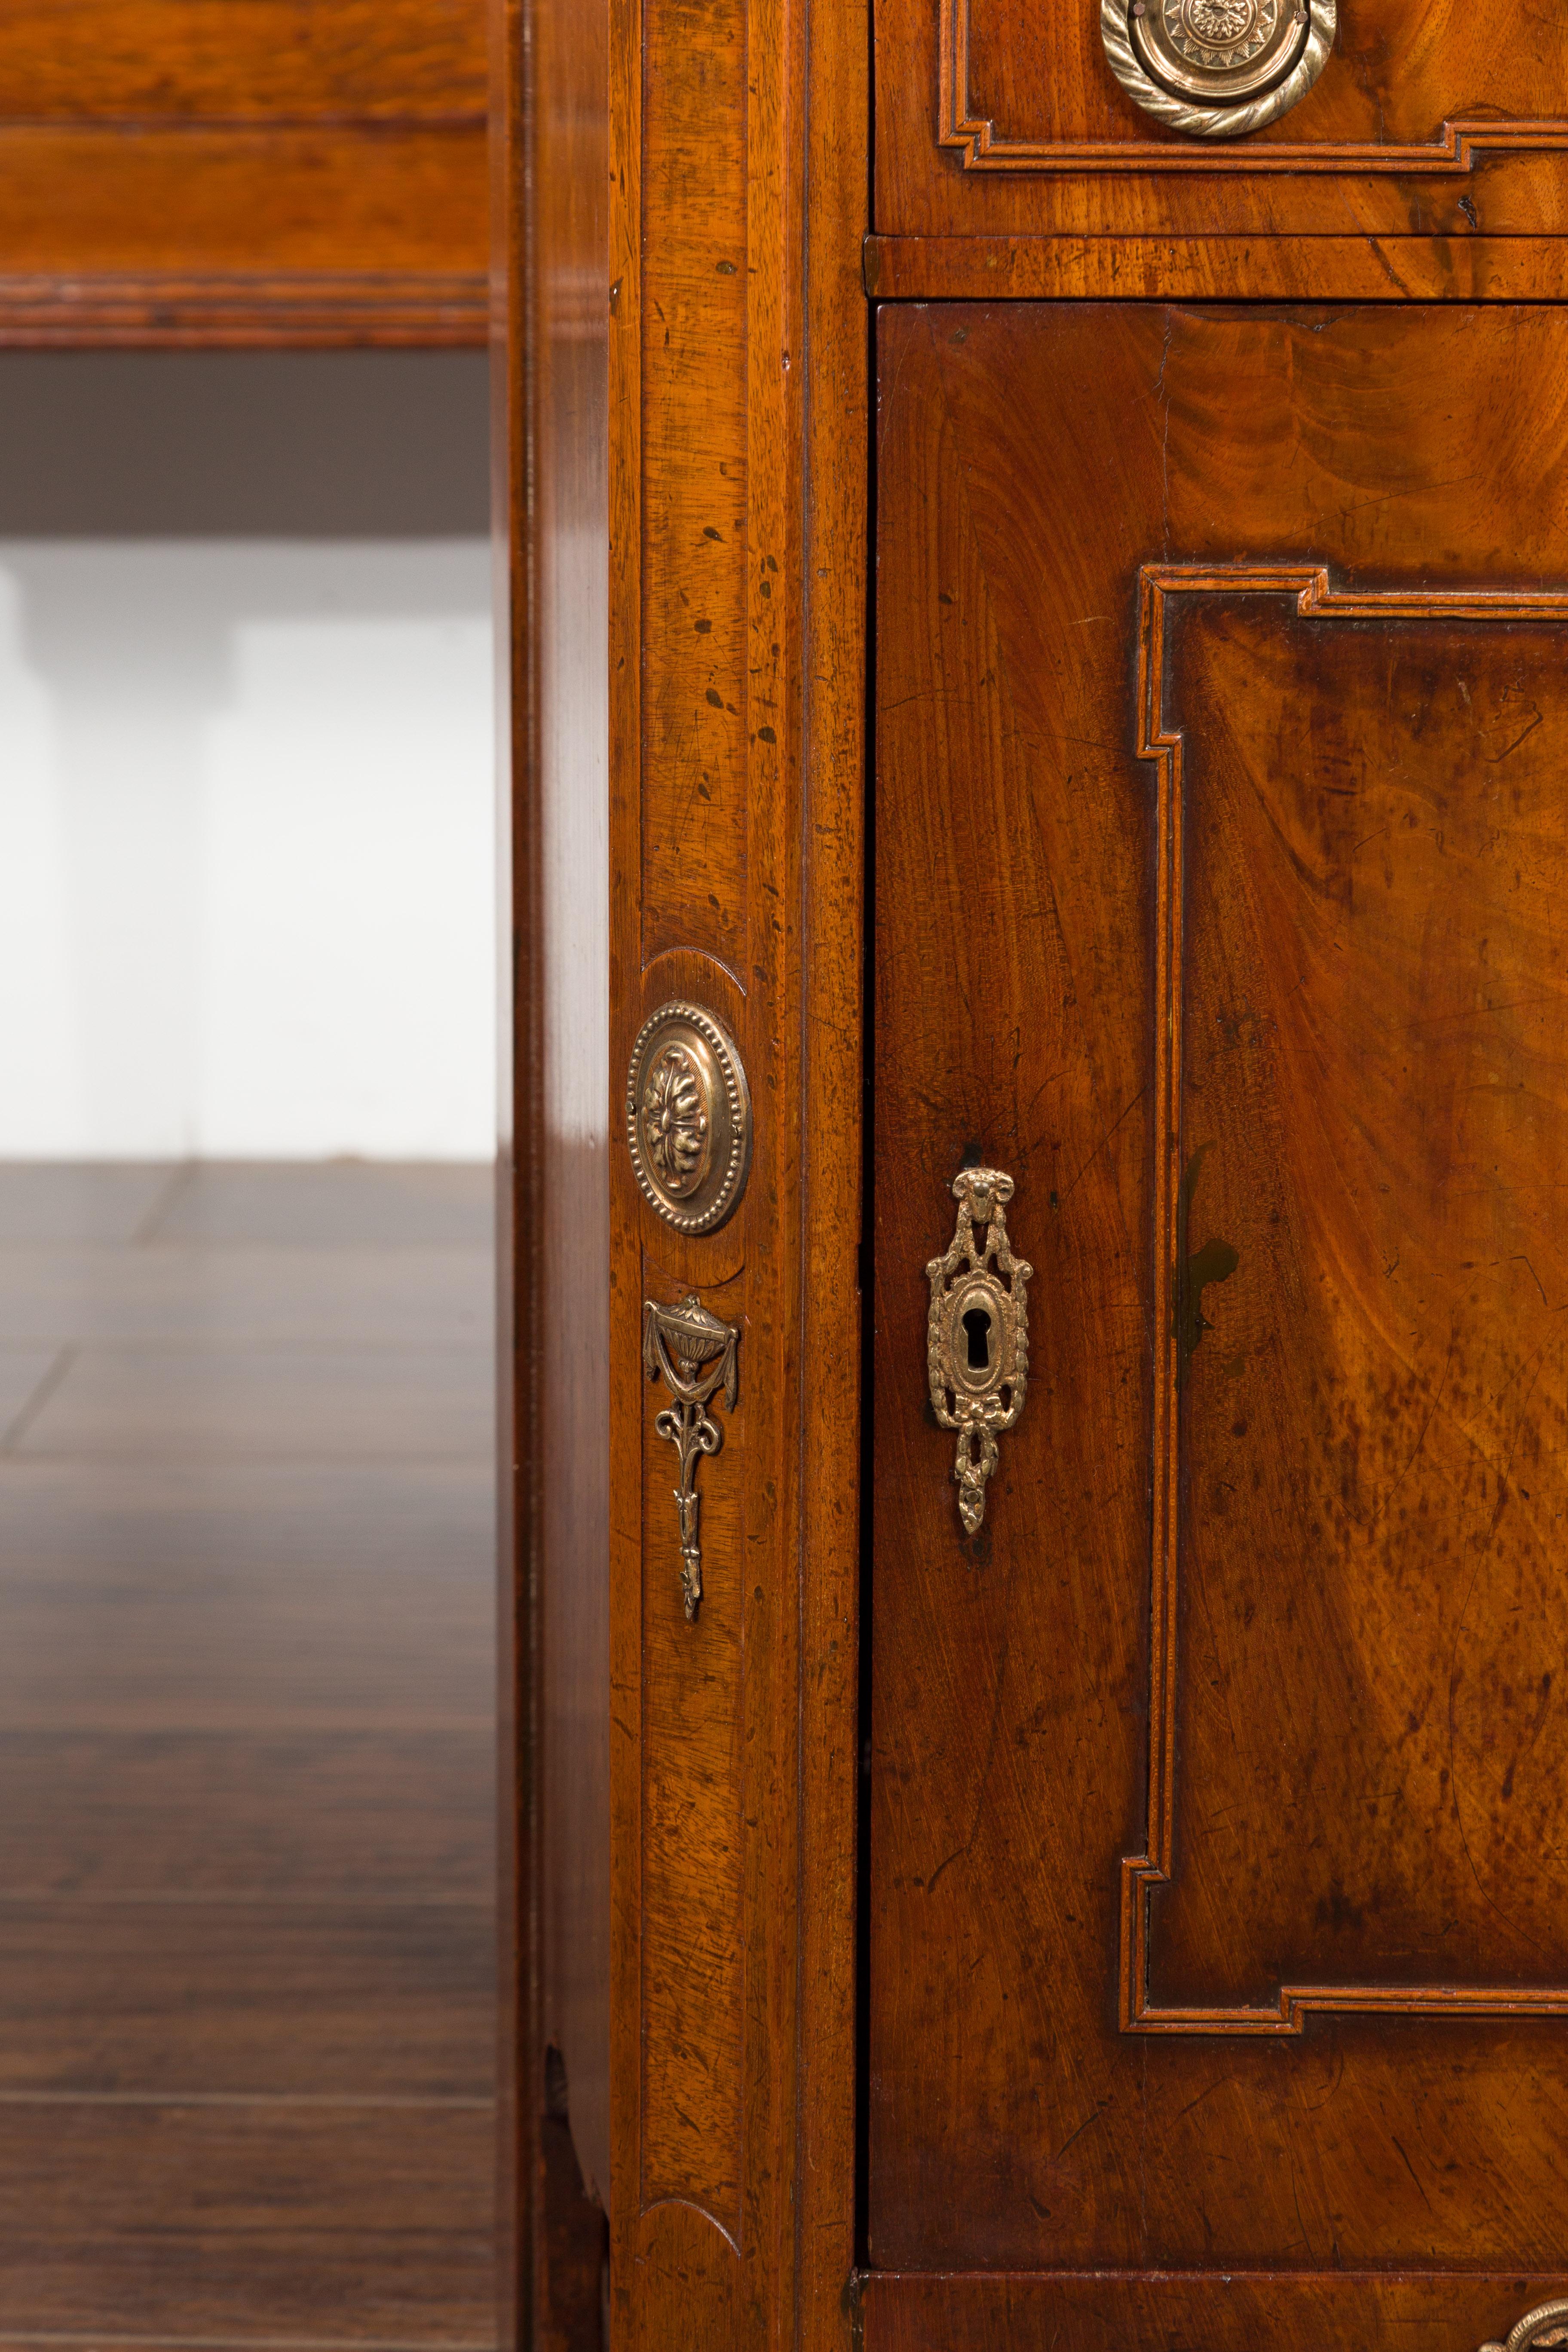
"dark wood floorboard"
0,1460,493,1568
144,1161,494,1248
0,1732,495,1899
0,1588,490,1736
0,1162,179,1245
0,1244,493,1349
0,2104,495,2339
0,1162,499,2344
0,1464,492,1732
0,1901,494,2096
0,1348,66,1441
15,1347,493,1461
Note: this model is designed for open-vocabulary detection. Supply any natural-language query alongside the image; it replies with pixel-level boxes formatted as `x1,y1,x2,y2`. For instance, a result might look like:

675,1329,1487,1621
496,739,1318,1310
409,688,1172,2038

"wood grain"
0,1163,178,1245
0,1476,492,1734
144,1160,496,1247
602,0,867,2346
877,0,1568,238
865,233,1568,304
14,1345,493,1460
637,1260,746,2232
1128,570,1568,2032
0,1166,498,2335
493,0,612,2331
870,301,1568,2288
0,0,485,119
796,0,871,2334
0,126,485,273
938,0,1568,170
860,2273,1568,2352
635,0,749,975
0,2103,495,2338
0,1245,493,1348
0,2,487,346
0,1899,493,2096
0,272,487,349
0,1351,61,1441
0,1729,495,1898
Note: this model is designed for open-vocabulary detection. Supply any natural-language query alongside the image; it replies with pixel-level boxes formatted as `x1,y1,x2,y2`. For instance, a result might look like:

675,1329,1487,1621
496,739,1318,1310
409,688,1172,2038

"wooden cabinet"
0,0,486,346
504,3,1568,2349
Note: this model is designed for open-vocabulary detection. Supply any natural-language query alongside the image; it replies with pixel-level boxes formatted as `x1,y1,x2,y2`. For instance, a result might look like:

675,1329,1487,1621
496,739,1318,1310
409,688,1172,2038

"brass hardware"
643,1294,740,1622
1101,0,1334,137
1480,2302,1568,2352
926,1167,1032,1536
626,1000,752,1234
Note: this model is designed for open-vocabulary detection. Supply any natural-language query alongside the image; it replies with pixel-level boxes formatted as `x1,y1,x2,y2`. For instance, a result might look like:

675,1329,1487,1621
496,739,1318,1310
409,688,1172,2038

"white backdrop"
0,537,495,1161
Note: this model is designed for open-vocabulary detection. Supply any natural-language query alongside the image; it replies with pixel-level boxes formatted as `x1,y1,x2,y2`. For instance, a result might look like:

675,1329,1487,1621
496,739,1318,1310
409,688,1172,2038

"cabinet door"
869,300,1568,2352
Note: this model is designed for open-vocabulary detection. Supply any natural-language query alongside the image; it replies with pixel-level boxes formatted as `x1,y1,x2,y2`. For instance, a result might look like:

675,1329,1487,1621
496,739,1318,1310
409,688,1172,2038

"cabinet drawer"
877,0,1568,238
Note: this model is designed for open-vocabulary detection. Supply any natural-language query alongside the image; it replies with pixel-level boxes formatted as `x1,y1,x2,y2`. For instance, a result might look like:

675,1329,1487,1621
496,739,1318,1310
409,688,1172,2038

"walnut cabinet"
499,2,1568,2346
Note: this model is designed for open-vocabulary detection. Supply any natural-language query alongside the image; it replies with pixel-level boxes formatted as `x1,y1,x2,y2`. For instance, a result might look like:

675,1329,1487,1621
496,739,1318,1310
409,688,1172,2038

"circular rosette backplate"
1479,2300,1568,2352
1102,0,1335,136
625,1000,752,1235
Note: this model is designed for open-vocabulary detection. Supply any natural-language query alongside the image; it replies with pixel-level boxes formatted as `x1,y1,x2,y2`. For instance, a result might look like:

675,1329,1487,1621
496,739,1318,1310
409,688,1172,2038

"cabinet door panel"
870,302,1568,2331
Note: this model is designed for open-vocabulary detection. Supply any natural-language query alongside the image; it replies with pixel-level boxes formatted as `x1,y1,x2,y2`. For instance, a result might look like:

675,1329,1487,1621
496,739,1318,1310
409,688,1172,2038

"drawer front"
877,0,1568,236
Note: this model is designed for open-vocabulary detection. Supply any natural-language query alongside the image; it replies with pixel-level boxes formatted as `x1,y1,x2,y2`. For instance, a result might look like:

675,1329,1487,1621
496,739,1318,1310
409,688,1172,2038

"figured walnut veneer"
873,302,1568,2283
940,0,1568,175
1127,564,1568,2033
879,0,1568,235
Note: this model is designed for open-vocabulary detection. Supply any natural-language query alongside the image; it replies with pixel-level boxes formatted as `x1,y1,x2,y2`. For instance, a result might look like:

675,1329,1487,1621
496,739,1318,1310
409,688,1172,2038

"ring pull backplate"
1101,0,1335,137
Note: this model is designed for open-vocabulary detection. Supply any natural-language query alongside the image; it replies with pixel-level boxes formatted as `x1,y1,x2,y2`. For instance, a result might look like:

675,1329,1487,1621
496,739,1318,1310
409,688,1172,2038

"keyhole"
962,1305,993,1373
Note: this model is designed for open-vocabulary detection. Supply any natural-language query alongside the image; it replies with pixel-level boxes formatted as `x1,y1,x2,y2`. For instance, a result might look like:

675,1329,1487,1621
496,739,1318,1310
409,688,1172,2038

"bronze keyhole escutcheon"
925,1167,1032,1537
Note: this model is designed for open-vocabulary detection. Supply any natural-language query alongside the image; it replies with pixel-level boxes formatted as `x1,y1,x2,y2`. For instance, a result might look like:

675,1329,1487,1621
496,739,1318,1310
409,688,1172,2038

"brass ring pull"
1479,2300,1568,2352
1101,0,1335,137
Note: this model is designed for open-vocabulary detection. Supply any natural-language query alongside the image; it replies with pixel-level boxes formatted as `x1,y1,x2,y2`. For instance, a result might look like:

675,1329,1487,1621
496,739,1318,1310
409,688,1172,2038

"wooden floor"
0,1161,498,2349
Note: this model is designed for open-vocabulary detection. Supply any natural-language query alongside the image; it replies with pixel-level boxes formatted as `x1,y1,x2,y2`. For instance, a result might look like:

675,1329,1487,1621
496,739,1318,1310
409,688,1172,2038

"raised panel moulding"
939,0,1568,172
1128,560,1568,2032
0,272,487,348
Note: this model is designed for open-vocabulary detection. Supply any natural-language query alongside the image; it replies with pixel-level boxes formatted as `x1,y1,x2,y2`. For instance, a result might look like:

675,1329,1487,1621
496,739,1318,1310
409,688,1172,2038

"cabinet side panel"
498,0,611,2339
